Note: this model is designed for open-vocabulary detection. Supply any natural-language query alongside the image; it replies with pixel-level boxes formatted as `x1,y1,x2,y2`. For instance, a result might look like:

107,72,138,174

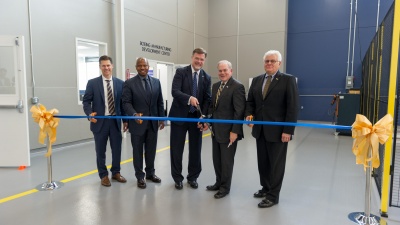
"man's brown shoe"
101,176,111,187
112,173,127,183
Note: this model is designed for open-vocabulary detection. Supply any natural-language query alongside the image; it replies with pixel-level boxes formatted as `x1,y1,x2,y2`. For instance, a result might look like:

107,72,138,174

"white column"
114,0,125,80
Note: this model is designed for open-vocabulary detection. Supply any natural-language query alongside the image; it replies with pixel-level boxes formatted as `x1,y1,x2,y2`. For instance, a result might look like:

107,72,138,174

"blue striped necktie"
189,72,197,113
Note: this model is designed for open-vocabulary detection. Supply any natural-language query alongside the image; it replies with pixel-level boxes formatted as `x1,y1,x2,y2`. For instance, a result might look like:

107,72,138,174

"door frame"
0,35,30,167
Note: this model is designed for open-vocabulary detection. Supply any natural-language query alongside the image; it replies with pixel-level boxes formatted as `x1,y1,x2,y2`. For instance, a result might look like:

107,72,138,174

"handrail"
0,100,24,113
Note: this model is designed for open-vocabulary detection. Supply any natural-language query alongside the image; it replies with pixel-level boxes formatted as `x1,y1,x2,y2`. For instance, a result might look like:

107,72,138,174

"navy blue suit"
168,65,211,182
83,75,125,179
122,75,164,180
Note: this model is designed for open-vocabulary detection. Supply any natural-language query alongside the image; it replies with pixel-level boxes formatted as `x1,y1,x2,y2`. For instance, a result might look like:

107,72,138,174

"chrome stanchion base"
36,181,64,191
348,212,382,225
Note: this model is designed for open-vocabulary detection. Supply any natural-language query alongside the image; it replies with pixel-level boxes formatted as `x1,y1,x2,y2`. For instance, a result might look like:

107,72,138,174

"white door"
148,60,175,119
157,63,174,116
0,35,30,167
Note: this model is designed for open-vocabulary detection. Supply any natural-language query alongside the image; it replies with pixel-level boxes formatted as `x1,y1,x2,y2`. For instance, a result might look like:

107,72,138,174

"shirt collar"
221,77,232,85
265,72,277,79
191,66,200,76
102,75,112,81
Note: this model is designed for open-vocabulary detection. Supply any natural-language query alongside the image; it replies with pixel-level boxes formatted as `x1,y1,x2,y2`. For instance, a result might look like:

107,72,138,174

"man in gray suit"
245,50,299,208
205,60,246,199
122,57,165,189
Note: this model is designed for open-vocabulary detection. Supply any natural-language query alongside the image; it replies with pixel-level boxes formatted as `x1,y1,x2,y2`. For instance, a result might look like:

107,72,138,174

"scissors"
196,105,214,136
227,132,233,148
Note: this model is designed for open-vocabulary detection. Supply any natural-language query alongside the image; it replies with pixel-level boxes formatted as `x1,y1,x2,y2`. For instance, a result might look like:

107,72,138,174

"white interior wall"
0,0,286,149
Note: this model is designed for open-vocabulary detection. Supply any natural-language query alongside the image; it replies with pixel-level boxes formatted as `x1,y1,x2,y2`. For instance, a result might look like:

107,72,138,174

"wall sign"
140,41,171,56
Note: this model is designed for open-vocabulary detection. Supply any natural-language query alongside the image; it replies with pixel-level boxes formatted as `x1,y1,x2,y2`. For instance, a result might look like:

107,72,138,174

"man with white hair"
245,50,299,208
205,60,245,199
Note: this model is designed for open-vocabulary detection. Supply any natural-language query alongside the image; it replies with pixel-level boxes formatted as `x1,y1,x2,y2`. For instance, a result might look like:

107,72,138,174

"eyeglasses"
264,60,279,64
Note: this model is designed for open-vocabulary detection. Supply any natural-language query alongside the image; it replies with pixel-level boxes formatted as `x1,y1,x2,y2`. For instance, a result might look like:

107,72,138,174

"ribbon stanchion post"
348,150,381,225
30,104,64,191
35,135,64,191
348,114,393,225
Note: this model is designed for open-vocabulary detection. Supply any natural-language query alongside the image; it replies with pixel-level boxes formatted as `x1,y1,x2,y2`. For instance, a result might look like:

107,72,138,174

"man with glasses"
245,50,299,208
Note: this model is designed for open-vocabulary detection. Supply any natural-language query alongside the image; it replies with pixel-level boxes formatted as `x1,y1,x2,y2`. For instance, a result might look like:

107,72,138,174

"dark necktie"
262,75,272,99
189,72,197,113
143,78,151,102
106,80,115,115
215,82,225,107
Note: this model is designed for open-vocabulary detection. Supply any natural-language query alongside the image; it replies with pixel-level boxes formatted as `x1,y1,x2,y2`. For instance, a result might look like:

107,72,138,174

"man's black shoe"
254,189,267,198
175,181,183,190
214,191,229,199
188,180,198,189
206,184,219,191
258,199,277,208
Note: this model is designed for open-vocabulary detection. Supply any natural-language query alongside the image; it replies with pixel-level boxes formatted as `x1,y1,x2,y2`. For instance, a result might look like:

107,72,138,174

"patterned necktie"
262,75,272,99
189,72,197,113
215,82,225,107
143,78,151,102
106,80,115,115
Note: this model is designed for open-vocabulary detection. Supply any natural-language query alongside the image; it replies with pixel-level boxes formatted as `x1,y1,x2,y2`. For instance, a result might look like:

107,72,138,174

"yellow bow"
30,104,59,157
351,114,393,170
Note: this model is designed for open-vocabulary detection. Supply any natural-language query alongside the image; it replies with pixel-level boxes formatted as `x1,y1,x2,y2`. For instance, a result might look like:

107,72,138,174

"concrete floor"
0,124,399,225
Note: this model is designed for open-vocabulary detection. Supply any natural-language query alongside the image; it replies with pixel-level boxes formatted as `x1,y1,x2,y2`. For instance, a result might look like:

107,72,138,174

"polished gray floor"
0,124,399,225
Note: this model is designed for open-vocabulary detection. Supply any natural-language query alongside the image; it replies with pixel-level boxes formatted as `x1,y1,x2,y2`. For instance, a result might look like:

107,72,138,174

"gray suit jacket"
122,75,164,135
208,78,246,143
245,71,299,142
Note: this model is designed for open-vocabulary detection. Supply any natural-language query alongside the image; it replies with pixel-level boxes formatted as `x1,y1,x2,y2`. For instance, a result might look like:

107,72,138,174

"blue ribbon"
54,115,352,130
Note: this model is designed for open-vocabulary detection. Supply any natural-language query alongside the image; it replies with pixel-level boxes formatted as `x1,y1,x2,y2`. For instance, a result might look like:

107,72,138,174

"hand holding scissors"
196,105,214,136
227,132,237,148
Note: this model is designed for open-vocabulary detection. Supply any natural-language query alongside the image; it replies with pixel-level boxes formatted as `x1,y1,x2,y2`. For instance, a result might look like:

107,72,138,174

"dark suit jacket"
122,75,164,135
208,78,246,143
245,71,299,142
168,65,211,122
82,75,125,133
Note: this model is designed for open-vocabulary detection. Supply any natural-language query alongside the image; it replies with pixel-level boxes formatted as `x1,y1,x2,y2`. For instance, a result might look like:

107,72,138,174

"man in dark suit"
122,57,165,189
169,48,212,190
245,50,299,208
83,55,128,187
205,60,245,199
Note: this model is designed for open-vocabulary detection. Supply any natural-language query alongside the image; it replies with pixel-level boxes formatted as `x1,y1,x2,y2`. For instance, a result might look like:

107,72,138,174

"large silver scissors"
196,105,213,136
